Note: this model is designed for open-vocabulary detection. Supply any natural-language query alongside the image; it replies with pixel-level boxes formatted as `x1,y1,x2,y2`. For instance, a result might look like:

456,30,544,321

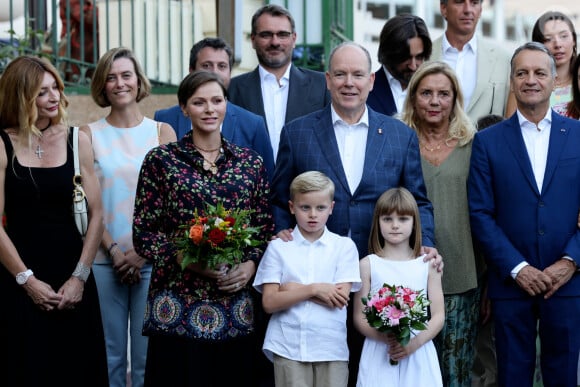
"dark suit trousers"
492,296,580,387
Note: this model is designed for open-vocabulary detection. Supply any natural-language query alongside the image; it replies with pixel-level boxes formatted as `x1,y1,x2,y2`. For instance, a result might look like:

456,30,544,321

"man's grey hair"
510,41,557,78
328,42,372,73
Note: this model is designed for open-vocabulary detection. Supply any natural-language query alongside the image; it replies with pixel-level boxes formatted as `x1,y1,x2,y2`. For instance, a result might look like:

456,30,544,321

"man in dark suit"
367,14,432,117
228,4,330,160
271,42,437,387
154,38,275,180
468,42,580,386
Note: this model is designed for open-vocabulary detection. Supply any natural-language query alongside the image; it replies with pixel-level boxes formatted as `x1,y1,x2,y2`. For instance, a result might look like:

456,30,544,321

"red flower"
208,228,227,246
224,216,236,226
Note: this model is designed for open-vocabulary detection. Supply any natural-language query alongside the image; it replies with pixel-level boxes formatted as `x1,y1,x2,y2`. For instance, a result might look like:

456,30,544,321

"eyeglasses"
255,31,293,40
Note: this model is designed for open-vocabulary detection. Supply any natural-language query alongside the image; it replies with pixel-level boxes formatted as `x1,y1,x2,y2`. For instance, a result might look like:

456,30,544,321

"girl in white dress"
354,187,444,387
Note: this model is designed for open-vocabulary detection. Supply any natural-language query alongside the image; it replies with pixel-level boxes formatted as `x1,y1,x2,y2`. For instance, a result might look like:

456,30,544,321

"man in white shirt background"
430,0,510,124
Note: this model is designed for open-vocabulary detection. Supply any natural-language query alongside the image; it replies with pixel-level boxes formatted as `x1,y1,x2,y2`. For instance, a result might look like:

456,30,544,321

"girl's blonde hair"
368,187,422,257
0,56,68,144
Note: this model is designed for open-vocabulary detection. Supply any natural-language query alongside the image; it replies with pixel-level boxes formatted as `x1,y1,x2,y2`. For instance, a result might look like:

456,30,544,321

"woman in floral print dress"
133,71,274,387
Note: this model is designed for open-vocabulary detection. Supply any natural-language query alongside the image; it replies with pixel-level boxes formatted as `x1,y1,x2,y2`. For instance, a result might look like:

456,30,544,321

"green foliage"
0,26,49,72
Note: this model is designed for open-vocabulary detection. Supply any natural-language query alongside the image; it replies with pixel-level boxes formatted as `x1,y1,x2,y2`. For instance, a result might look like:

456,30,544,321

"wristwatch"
16,269,34,285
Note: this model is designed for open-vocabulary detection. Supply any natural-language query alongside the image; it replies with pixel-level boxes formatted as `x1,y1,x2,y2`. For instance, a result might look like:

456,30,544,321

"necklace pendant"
35,144,44,159
209,164,218,174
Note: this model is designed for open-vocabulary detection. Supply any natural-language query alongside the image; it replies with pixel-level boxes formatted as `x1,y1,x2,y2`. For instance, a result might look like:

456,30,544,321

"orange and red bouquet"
175,202,262,270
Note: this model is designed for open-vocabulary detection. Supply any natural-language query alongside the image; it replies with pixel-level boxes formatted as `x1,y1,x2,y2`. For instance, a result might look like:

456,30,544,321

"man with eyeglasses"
367,14,432,116
228,4,330,161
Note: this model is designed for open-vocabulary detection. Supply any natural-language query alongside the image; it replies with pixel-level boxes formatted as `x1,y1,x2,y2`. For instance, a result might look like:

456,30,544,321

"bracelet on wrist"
107,242,119,258
72,262,91,282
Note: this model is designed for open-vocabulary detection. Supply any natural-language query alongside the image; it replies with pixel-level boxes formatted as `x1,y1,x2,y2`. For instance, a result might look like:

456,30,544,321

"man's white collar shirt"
384,66,407,113
441,34,477,110
509,108,552,279
252,227,361,362
517,109,552,194
331,105,369,194
259,64,291,160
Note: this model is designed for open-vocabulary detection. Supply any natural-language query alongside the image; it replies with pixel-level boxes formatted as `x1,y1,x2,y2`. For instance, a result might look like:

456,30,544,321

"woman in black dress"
0,56,108,386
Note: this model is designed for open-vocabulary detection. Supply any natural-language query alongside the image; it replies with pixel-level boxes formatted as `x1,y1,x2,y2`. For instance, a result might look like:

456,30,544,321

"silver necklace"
35,122,51,159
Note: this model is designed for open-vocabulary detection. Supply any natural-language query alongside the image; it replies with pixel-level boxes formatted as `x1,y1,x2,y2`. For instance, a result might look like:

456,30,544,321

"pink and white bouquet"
361,283,430,365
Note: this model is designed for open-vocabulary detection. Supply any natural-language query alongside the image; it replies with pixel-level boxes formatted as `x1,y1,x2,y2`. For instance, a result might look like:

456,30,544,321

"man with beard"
367,14,432,116
430,0,510,124
228,4,330,161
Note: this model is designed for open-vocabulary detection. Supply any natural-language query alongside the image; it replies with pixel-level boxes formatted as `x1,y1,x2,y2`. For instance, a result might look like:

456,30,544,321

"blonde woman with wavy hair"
400,61,475,150
0,56,68,147
400,60,480,386
0,56,108,386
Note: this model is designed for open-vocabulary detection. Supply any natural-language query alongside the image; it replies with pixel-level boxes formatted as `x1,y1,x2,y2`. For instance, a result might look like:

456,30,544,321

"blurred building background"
357,0,579,71
2,0,579,84
0,0,578,123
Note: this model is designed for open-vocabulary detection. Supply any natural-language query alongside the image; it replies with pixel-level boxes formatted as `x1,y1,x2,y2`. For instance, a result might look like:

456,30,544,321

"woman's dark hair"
532,11,577,77
177,71,227,107
566,55,580,119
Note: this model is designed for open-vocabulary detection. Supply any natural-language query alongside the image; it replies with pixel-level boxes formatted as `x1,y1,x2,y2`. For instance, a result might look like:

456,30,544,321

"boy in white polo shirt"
253,171,361,387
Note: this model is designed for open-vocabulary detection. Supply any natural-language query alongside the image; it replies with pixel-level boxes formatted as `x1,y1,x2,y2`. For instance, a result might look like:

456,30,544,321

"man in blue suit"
271,42,437,387
228,4,330,161
468,42,580,386
154,38,275,181
367,14,432,117
272,42,435,255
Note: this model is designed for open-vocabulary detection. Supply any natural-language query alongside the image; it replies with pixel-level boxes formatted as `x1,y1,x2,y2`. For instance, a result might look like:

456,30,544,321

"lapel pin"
560,128,566,133
378,128,383,135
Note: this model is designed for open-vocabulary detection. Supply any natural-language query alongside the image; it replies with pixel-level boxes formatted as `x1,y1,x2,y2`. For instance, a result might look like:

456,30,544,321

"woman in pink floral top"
133,71,274,387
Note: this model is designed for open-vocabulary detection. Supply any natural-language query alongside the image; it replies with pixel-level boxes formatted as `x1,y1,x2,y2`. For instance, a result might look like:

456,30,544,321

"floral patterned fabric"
434,288,481,387
133,135,274,342
551,84,572,116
